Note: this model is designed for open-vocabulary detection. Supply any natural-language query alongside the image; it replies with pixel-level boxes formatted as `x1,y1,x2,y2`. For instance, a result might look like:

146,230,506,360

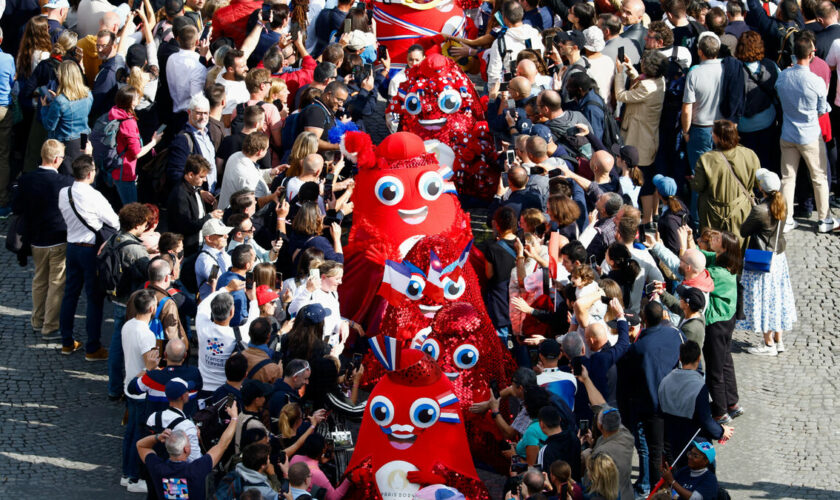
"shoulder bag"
67,185,117,248
743,219,781,273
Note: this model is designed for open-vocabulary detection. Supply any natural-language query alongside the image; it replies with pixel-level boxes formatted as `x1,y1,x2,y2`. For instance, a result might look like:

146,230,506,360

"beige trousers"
780,138,830,221
31,244,67,333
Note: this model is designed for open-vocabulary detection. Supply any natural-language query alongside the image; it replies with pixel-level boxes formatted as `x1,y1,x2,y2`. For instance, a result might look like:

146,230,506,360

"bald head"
517,59,538,80
526,135,548,161
538,89,563,114
508,165,529,189
509,76,532,100
100,11,120,33
621,0,645,24
682,248,706,273
166,339,187,364
301,153,324,175
585,322,609,350
591,150,615,175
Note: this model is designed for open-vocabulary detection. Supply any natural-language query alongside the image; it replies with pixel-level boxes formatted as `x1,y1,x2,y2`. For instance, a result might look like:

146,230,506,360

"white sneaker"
776,340,785,353
817,217,840,233
747,343,777,356
126,480,148,493
783,220,799,233
120,476,130,487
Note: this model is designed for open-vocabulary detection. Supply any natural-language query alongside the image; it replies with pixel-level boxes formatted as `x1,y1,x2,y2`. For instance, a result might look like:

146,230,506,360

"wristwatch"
491,411,500,419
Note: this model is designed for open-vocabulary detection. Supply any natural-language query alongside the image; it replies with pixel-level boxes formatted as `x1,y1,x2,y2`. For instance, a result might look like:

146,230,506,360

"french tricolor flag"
378,260,422,307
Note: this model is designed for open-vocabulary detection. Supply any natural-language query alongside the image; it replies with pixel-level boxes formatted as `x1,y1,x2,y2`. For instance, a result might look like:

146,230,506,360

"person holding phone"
310,0,354,57
40,61,93,174
216,245,257,327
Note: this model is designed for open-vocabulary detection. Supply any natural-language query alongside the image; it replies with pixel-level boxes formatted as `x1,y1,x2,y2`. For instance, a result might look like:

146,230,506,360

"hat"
201,218,233,238
126,43,148,70
298,303,330,325
44,0,69,8
676,284,706,312
241,379,274,406
555,30,586,50
583,26,606,53
692,439,716,464
346,30,376,51
653,174,677,198
165,377,196,401
165,0,185,17
539,338,561,359
610,144,639,168
755,168,781,193
531,124,553,144
256,285,279,306
515,115,533,135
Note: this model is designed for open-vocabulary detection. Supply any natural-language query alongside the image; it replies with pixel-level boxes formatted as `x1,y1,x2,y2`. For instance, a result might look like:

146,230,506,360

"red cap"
255,285,279,306
374,132,438,171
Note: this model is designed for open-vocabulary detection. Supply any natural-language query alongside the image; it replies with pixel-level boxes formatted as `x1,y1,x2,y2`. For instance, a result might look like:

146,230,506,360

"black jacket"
12,168,74,247
166,180,213,254
740,198,786,253
816,23,840,60
486,189,543,226
539,429,582,481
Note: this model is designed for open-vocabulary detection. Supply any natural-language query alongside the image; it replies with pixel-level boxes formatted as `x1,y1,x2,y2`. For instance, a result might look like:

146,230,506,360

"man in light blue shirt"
196,218,234,301
776,34,840,233
288,462,313,499
0,28,16,215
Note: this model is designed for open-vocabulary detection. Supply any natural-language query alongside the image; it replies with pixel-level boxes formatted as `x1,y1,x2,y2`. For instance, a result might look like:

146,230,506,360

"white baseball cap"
201,218,233,238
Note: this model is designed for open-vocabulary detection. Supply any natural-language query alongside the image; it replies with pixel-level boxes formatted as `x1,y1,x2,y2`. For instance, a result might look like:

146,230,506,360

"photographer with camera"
505,469,549,499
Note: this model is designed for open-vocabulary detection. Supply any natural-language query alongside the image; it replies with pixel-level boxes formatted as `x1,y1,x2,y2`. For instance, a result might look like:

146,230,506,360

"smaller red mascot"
344,336,490,500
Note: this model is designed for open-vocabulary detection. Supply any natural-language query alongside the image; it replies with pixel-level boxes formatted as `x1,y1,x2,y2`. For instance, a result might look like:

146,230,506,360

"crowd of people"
3,0,823,497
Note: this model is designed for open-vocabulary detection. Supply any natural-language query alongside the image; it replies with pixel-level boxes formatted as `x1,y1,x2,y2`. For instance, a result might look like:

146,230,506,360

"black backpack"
776,25,800,70
97,235,143,300
146,408,187,459
179,249,213,295
662,45,690,119
230,101,264,135
583,99,622,150
193,394,236,452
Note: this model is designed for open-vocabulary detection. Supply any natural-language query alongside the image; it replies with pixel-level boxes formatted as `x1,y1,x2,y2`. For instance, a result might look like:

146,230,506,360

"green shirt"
700,249,737,324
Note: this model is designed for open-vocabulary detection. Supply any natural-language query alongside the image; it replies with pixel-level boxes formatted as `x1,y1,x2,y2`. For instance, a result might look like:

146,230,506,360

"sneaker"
715,413,732,425
60,341,82,355
41,330,61,340
747,343,777,356
728,405,745,419
126,480,148,493
85,347,109,361
120,476,130,487
817,217,840,233
783,220,799,233
776,340,785,353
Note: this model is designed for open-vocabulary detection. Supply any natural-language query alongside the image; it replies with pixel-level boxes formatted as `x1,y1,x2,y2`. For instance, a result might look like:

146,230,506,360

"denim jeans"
634,420,650,494
107,303,127,397
59,243,105,353
686,126,714,225
122,397,146,480
114,179,137,206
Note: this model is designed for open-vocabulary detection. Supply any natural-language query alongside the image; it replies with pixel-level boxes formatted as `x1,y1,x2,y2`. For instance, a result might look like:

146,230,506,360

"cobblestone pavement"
0,216,839,499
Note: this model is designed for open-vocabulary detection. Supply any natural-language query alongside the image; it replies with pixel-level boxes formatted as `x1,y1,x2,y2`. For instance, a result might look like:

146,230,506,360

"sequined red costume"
344,340,490,500
387,54,500,200
338,131,476,329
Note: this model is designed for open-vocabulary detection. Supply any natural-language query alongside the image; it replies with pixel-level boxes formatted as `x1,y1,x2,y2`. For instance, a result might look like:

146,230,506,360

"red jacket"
211,0,262,47
277,55,316,110
108,106,142,182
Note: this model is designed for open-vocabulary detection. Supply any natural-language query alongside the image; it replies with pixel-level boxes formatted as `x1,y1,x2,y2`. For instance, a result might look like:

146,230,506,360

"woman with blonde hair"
285,131,318,179
17,16,52,80
40,60,92,172
739,169,796,356
587,453,619,500
269,78,290,113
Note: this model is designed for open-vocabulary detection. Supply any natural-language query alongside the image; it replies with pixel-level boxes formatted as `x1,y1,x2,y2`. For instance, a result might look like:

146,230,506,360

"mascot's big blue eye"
370,395,395,426
437,89,462,114
410,398,440,428
420,339,440,360
405,93,422,115
406,277,425,300
418,171,443,201
374,176,404,206
453,344,479,370
442,276,466,300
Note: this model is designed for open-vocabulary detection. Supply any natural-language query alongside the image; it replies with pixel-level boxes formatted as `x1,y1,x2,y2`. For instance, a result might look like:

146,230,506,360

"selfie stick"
645,428,702,500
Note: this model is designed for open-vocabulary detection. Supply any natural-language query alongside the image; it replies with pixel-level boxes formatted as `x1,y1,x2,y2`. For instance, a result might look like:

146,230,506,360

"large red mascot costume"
387,54,500,200
338,131,475,329
344,337,490,500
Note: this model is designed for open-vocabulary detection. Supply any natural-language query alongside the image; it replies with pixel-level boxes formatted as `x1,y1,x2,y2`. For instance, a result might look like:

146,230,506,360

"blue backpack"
89,113,127,180
148,296,172,341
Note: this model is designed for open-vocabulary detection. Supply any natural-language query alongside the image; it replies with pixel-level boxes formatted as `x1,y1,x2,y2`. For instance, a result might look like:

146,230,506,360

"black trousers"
703,316,739,417
641,412,665,488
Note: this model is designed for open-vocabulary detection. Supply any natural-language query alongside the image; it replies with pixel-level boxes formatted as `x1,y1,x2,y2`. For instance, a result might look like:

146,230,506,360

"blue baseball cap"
299,303,330,325
165,377,195,401
530,124,553,144
653,174,677,198
692,439,716,465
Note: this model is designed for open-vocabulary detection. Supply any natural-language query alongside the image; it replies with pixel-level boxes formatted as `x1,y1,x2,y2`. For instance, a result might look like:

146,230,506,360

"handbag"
67,185,116,248
5,213,30,259
718,151,756,208
743,219,781,273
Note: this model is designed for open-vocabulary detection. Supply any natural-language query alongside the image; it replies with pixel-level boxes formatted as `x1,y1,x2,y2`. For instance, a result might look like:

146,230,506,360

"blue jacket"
0,49,13,106
40,93,93,141
626,322,684,413
573,90,606,144
588,319,631,407
217,270,248,327
91,55,125,121
11,167,74,246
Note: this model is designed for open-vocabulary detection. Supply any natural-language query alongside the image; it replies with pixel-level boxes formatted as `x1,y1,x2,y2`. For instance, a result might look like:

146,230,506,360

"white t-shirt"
196,289,258,391
587,54,615,104
122,318,157,398
215,72,250,115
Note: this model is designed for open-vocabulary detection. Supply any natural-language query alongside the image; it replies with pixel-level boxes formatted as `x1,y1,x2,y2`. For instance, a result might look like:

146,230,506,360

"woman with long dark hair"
108,86,163,204
604,243,641,309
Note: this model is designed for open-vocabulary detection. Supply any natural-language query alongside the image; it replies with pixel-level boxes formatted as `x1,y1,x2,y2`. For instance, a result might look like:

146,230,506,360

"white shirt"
76,0,116,37
288,287,343,347
215,72,250,115
122,318,157,399
196,289,259,391
167,49,207,112
388,69,408,97
587,55,615,104
145,407,202,462
58,182,120,244
658,46,692,70
217,152,270,210
824,39,840,105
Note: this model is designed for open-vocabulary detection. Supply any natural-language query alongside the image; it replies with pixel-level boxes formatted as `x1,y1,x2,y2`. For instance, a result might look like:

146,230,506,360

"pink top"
289,455,350,500
108,106,143,182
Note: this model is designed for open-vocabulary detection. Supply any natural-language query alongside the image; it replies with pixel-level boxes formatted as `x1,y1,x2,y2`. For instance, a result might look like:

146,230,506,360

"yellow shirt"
77,35,102,88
